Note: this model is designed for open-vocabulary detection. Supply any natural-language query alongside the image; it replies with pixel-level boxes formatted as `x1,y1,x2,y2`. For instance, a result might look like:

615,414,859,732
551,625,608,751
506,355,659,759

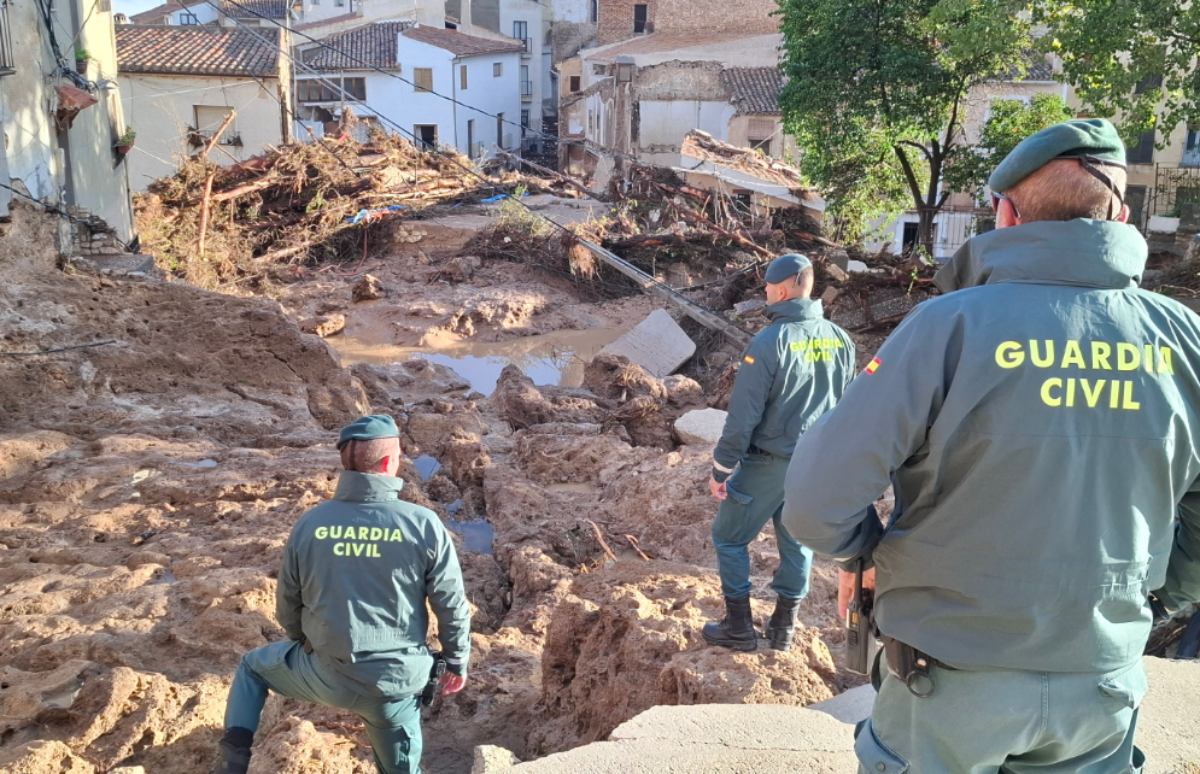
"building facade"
297,23,522,157
116,25,293,191
0,0,134,244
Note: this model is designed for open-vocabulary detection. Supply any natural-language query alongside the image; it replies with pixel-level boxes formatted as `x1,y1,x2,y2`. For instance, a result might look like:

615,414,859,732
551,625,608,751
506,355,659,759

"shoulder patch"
743,354,756,365
864,356,882,375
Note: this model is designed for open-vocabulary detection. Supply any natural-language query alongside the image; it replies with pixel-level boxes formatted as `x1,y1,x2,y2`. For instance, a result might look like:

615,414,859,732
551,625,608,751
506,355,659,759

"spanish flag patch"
743,355,756,365
865,357,882,375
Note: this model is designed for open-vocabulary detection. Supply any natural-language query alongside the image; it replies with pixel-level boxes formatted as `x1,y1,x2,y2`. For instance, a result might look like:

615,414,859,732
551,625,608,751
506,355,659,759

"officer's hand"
837,568,876,619
439,671,466,696
709,478,727,501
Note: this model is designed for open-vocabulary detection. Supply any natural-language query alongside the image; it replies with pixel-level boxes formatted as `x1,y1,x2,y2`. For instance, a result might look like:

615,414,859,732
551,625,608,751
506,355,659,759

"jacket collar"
333,470,405,502
766,298,824,322
934,219,1147,293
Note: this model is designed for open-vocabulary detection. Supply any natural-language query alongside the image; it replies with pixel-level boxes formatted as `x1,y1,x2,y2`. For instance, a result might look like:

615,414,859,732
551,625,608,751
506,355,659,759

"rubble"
674,408,728,446
599,309,697,378
351,273,387,302
300,312,346,338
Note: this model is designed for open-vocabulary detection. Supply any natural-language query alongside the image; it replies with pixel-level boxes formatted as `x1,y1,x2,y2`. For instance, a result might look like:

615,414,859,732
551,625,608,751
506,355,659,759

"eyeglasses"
991,191,1021,220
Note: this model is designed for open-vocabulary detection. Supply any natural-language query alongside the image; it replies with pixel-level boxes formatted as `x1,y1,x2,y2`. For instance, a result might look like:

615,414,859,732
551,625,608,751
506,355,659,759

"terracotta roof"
680,130,808,190
301,21,412,70
585,32,777,62
1001,51,1057,83
221,0,289,19
721,67,782,115
401,25,523,57
128,0,201,24
116,25,281,77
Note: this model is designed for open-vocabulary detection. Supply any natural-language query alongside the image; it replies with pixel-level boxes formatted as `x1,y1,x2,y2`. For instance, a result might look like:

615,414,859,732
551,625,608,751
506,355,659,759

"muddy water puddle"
330,327,624,396
447,519,495,554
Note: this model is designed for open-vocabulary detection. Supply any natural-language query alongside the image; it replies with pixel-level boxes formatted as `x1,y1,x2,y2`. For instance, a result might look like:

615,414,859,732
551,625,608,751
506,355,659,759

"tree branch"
898,139,934,161
893,145,926,210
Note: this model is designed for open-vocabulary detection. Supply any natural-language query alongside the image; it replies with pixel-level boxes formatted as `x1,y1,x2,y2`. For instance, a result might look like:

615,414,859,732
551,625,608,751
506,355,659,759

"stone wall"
596,0,656,44
653,0,777,34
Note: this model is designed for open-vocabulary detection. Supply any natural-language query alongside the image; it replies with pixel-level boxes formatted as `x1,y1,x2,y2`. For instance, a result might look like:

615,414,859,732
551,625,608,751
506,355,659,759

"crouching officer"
217,415,471,774
783,119,1200,772
703,254,855,652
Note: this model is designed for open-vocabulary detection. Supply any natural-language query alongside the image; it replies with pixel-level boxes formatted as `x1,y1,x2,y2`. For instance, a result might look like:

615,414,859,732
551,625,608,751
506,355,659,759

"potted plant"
74,45,90,74
114,128,136,157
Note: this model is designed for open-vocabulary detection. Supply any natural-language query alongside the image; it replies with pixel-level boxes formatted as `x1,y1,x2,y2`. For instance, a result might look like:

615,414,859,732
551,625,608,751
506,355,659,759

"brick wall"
596,0,656,44
653,0,777,35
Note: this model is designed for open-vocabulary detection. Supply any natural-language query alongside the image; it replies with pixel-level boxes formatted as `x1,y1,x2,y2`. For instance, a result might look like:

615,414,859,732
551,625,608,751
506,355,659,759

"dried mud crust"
0,207,852,773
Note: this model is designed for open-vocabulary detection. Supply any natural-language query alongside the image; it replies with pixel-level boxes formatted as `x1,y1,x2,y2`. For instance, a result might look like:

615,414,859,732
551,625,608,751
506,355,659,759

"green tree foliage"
943,94,1073,199
1035,0,1200,143
779,0,1034,257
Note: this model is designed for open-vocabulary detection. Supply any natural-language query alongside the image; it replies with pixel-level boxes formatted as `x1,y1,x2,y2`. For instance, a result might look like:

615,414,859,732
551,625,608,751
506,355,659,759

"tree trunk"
917,205,936,262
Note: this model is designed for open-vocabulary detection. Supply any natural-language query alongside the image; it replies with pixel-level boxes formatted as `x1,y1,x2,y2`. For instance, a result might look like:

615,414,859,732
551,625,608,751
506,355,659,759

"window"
496,112,504,147
1125,185,1147,228
297,77,365,102
414,68,433,92
493,62,502,77
512,20,528,51
521,108,530,133
592,64,607,76
590,0,597,22
0,0,14,76
178,11,199,23
569,75,580,92
460,64,468,89
414,124,437,149
1184,127,1200,168
633,3,647,33
1128,130,1154,165
520,64,531,98
192,105,236,146
467,119,475,155
748,118,775,152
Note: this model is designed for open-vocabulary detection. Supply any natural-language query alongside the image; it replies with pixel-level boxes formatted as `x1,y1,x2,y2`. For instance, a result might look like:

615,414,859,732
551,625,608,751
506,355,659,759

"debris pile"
134,132,567,290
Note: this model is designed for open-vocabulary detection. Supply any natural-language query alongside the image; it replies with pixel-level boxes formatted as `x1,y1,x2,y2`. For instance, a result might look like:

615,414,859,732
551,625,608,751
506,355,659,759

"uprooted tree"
779,0,1034,259
1034,0,1200,144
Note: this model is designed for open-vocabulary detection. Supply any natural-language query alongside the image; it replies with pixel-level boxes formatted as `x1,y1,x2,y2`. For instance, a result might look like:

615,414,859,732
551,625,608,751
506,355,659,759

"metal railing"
1150,164,1200,220
0,1,15,76
520,80,532,99
517,37,530,55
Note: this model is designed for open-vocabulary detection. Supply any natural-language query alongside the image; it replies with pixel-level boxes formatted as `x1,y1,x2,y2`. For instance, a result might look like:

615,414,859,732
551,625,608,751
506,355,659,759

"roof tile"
720,67,783,116
300,20,412,70
116,25,280,77
401,25,523,57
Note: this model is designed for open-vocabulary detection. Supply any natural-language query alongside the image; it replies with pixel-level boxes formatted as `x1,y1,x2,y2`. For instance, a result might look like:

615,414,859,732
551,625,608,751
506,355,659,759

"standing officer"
783,119,1200,772
217,415,471,774
703,254,855,652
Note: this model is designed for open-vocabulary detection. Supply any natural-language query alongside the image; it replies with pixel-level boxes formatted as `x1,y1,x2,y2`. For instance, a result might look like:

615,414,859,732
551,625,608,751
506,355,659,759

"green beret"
337,414,400,450
988,118,1126,193
764,253,812,284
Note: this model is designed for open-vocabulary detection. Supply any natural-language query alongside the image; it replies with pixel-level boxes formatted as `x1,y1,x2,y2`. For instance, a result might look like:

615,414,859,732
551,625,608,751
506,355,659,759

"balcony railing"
517,37,531,55
520,80,532,100
0,1,15,76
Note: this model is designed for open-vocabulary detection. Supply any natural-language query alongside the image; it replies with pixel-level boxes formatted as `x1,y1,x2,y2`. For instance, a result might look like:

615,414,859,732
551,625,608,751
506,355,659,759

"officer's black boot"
764,596,801,651
214,727,254,774
702,595,757,651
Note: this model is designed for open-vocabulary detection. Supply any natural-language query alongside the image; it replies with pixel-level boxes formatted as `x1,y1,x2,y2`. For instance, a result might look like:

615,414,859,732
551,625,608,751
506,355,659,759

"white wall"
299,35,520,158
638,99,734,149
166,3,219,25
120,74,286,191
0,0,133,240
298,0,444,26
550,0,593,24
498,0,546,142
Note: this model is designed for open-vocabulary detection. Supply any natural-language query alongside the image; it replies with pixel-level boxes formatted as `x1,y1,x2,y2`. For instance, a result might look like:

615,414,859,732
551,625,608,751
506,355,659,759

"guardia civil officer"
703,254,855,652
783,119,1200,772
217,415,470,774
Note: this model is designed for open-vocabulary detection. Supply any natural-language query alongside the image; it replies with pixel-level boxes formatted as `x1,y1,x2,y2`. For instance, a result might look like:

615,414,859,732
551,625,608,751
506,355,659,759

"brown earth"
0,204,855,773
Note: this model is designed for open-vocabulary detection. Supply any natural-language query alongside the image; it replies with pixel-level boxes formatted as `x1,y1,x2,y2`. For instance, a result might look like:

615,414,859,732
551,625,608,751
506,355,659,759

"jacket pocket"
854,719,910,773
725,483,754,506
1097,660,1148,710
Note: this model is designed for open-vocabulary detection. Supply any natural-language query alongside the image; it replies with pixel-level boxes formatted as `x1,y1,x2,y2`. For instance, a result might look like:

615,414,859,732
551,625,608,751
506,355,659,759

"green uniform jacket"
782,220,1200,672
712,298,855,482
276,471,471,697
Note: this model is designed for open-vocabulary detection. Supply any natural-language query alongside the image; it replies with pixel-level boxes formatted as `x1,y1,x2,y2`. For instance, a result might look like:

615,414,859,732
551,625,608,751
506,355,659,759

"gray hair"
340,437,401,472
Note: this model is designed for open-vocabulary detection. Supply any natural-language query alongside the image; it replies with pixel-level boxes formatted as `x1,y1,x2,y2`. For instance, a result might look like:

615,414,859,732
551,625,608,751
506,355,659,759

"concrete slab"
674,408,727,446
598,309,696,378
66,253,160,279
503,657,1198,773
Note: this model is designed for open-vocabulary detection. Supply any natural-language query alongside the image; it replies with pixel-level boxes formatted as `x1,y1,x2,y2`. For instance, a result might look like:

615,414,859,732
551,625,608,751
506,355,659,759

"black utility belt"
880,636,957,698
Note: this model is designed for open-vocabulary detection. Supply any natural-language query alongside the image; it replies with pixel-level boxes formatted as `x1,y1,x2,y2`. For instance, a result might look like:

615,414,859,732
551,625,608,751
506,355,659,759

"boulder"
674,408,727,446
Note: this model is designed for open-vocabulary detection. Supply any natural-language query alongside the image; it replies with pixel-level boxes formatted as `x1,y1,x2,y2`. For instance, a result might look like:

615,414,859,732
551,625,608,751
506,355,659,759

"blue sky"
116,0,169,16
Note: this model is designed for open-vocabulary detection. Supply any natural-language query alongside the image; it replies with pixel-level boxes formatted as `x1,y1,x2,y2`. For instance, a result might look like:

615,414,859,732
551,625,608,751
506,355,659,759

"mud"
0,203,855,773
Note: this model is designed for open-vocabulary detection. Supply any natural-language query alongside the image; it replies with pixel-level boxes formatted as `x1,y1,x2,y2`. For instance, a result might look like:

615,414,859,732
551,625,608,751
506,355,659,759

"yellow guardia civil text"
993,339,1176,410
313,524,404,558
789,337,845,363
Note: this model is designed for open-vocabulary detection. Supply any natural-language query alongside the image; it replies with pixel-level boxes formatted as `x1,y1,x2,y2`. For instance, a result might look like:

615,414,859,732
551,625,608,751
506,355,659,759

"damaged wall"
653,0,777,34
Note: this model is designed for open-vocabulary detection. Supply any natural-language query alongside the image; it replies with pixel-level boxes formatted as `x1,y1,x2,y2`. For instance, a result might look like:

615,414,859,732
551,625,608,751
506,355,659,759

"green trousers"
712,452,813,601
855,655,1147,773
224,640,423,774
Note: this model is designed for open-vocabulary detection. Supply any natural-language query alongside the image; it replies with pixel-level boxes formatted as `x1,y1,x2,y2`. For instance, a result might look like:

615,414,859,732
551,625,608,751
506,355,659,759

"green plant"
74,45,90,62
116,128,136,146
